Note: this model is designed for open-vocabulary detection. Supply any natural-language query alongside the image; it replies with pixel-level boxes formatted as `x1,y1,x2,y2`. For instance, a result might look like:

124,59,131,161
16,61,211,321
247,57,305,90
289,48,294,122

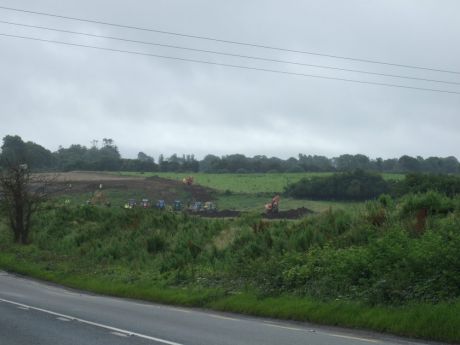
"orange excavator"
265,195,280,214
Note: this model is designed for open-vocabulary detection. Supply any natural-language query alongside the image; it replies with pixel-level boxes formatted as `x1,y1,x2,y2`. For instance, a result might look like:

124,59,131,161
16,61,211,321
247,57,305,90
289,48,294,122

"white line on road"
262,320,379,343
0,297,183,345
56,317,71,322
111,331,128,337
208,314,239,321
262,321,304,332
324,333,379,343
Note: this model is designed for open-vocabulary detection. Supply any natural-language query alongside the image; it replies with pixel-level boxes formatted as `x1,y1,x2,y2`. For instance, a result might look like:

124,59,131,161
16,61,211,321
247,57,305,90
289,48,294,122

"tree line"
1,135,459,174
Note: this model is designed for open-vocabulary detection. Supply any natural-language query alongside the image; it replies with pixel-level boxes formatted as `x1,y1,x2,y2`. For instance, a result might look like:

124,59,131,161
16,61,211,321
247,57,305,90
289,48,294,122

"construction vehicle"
203,201,217,212
182,176,194,186
265,195,280,214
189,201,202,212
173,200,182,211
140,198,150,208
125,199,136,209
156,199,166,210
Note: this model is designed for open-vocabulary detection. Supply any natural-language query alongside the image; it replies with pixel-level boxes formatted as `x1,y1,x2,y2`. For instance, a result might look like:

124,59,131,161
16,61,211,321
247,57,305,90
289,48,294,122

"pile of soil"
189,207,313,220
188,210,241,218
262,207,313,219
47,172,214,203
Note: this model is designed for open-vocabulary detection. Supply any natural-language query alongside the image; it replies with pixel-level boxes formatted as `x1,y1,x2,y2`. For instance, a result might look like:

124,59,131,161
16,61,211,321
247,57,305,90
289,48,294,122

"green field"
117,172,404,194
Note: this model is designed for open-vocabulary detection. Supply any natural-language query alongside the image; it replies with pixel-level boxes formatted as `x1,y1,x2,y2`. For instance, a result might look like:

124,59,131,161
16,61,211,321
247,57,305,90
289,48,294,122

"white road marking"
262,321,303,332
0,297,183,345
324,333,379,343
17,306,29,310
262,321,379,343
111,331,128,337
166,307,192,314
208,314,239,321
56,317,71,322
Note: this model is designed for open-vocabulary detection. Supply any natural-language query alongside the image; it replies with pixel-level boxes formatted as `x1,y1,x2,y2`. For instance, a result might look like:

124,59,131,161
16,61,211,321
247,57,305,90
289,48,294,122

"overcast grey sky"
0,0,459,159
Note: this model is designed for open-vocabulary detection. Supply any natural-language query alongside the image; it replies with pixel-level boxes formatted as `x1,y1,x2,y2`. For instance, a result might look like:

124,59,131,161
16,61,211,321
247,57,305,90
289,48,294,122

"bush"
285,170,389,200
394,173,460,197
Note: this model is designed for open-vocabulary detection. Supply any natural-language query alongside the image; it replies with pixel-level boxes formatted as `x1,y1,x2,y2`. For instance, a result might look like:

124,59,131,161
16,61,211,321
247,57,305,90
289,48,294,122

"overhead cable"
1,32,459,95
0,5,459,75
1,20,458,86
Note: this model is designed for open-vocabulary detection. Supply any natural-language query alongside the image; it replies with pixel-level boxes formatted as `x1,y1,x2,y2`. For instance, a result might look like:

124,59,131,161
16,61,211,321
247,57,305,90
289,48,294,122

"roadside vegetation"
1,190,460,342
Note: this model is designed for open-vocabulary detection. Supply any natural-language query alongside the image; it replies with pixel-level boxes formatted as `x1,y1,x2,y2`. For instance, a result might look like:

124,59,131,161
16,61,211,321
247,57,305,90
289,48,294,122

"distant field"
117,172,404,194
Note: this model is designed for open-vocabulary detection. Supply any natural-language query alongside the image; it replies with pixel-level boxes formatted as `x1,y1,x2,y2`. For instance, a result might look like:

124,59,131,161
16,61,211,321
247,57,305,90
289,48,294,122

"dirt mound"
263,207,313,219
188,210,241,218
188,207,313,219
49,172,214,203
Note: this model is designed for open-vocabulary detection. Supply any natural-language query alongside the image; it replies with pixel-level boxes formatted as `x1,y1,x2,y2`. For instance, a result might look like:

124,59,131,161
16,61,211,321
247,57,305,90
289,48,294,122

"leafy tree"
398,155,420,172
0,135,28,166
137,152,154,163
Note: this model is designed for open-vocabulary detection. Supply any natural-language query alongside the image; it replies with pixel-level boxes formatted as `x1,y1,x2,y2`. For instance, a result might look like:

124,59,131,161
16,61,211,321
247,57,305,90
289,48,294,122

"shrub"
285,170,389,200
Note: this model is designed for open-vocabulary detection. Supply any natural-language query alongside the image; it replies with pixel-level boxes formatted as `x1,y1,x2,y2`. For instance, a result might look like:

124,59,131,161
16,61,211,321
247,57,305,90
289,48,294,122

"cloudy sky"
1,0,459,160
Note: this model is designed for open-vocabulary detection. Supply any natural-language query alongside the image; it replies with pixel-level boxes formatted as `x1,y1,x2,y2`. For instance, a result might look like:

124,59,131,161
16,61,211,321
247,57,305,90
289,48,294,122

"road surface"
0,271,441,345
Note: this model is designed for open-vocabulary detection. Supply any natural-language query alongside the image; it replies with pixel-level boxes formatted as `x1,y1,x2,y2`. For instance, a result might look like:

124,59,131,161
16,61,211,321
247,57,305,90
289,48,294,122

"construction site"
48,172,313,219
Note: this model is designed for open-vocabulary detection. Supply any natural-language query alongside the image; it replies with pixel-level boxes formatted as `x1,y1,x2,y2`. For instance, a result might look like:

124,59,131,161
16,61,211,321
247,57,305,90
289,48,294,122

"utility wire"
0,5,459,75
1,32,459,95
1,20,459,86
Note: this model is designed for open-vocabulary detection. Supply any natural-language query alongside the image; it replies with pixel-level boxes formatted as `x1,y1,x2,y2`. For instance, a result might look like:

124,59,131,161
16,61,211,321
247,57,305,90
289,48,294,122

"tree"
0,164,53,244
398,155,420,172
0,135,27,167
137,152,154,163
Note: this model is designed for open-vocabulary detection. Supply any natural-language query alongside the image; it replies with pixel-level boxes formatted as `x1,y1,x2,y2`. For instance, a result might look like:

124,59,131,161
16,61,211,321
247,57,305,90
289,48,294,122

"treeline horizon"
1,135,459,174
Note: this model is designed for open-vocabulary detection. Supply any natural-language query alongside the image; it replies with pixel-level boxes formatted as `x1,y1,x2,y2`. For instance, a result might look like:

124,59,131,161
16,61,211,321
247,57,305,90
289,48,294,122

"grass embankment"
1,192,459,343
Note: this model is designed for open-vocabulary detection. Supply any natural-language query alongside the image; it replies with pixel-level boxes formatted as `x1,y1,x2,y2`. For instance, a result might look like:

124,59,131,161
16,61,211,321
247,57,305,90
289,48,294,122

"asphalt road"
0,271,441,345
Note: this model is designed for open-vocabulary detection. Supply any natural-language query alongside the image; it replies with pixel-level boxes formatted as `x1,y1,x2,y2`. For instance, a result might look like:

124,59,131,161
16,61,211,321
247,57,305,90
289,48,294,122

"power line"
1,19,459,86
0,5,459,75
1,32,459,95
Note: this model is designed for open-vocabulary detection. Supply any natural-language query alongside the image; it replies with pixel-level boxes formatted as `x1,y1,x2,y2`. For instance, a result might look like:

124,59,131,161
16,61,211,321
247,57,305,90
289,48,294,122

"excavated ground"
45,171,214,203
41,172,313,219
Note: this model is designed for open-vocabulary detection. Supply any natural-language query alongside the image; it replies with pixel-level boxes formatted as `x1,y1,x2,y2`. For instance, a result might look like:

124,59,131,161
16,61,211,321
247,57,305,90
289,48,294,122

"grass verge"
1,250,458,344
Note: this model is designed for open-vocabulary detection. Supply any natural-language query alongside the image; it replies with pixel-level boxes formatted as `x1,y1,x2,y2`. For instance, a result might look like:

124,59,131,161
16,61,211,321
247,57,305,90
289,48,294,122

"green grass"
0,249,458,343
116,172,404,194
